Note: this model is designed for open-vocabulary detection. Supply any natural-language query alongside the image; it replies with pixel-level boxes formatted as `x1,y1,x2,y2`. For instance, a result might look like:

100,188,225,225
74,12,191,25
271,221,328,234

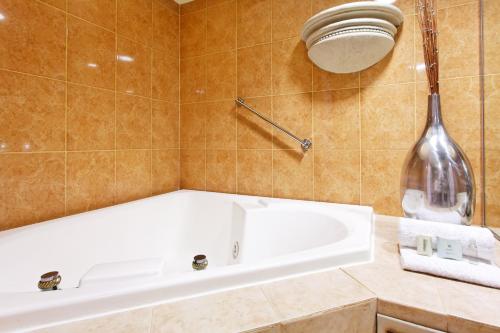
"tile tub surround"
178,0,485,224
30,216,500,333
484,0,500,229
0,0,181,230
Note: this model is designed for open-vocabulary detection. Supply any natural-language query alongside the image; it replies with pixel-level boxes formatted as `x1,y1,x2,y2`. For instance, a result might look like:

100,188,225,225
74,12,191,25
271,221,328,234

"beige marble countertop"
33,216,500,333
346,215,500,333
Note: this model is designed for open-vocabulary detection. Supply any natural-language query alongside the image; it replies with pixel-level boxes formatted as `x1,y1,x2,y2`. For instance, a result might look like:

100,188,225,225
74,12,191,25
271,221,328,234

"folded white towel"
400,247,500,289
399,218,496,263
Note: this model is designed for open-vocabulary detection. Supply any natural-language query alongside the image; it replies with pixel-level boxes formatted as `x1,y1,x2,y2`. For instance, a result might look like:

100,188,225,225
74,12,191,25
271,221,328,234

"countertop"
33,215,500,333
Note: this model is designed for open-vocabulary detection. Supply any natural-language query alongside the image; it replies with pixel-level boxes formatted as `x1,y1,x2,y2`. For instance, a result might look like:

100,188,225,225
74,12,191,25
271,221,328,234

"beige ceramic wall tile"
437,3,479,79
67,16,115,89
152,49,179,103
485,153,500,227
206,51,236,101
68,0,116,31
313,89,359,149
33,308,152,333
280,300,376,333
117,0,152,46
115,150,152,203
237,44,272,98
361,15,415,87
272,0,311,41
273,150,313,200
0,70,65,152
314,149,361,204
116,37,152,97
180,103,206,149
180,9,207,58
361,83,415,150
206,101,237,149
152,149,180,194
361,150,407,216
237,149,273,196
207,0,231,6
116,94,152,149
237,0,272,48
206,149,237,193
151,286,279,333
313,66,359,91
0,0,66,79
180,0,206,14
180,56,207,102
1,0,181,231
437,0,478,9
272,93,312,150
66,151,115,215
261,270,375,321
484,75,500,150
180,149,206,190
39,0,66,10
0,153,65,231
237,97,273,149
153,0,180,58
152,100,179,149
272,38,312,95
67,84,115,151
484,0,500,75
207,1,236,53
312,0,359,14
158,0,180,13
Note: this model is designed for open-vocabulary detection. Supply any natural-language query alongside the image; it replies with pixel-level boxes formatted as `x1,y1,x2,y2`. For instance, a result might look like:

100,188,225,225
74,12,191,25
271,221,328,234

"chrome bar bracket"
235,97,312,152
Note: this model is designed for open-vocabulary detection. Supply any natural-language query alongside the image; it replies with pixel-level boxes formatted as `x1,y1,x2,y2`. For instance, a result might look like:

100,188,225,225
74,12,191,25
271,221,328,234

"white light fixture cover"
302,1,404,74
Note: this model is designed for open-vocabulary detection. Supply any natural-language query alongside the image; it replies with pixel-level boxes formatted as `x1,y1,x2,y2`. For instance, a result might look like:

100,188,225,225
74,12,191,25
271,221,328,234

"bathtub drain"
232,241,239,259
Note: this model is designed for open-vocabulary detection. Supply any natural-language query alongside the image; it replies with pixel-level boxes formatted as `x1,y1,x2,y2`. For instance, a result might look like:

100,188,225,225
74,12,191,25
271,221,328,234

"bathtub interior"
0,191,370,295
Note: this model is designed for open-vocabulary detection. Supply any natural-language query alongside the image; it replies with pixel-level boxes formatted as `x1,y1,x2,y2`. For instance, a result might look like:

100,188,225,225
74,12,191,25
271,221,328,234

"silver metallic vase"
401,93,475,225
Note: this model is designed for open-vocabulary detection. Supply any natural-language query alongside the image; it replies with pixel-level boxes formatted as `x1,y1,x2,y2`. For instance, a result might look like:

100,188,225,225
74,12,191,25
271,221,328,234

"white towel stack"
398,219,500,289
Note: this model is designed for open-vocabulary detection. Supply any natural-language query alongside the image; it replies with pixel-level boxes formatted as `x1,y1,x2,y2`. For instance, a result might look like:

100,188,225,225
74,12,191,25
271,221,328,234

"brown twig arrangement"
417,0,439,94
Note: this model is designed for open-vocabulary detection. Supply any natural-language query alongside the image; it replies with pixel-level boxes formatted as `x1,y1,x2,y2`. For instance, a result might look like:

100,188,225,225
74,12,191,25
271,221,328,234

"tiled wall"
178,0,483,223
484,0,500,227
0,0,180,231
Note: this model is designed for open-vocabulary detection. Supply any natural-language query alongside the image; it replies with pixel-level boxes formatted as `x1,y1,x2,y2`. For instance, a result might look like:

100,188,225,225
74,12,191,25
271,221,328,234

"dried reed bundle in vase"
417,0,439,94
400,0,476,225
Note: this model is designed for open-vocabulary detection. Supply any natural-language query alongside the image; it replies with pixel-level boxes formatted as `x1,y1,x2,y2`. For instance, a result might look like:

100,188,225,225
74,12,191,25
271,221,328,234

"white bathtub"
0,190,373,332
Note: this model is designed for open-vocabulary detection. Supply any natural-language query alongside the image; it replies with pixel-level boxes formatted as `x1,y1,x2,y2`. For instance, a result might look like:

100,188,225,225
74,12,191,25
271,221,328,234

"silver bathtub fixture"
235,97,312,152
232,241,239,259
192,254,208,271
38,271,61,291
401,93,475,225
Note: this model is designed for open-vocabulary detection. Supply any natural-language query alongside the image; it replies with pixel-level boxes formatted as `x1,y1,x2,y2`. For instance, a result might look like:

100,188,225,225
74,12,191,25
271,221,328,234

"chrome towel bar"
235,97,312,152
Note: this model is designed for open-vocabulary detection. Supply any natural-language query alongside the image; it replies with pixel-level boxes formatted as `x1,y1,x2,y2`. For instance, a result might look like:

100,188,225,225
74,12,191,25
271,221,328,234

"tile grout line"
358,71,362,206
150,0,154,197
235,0,239,195
64,4,68,216
0,64,483,100
114,0,118,204
309,0,314,201
204,4,208,191
414,11,418,142
270,0,275,199
177,2,181,191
